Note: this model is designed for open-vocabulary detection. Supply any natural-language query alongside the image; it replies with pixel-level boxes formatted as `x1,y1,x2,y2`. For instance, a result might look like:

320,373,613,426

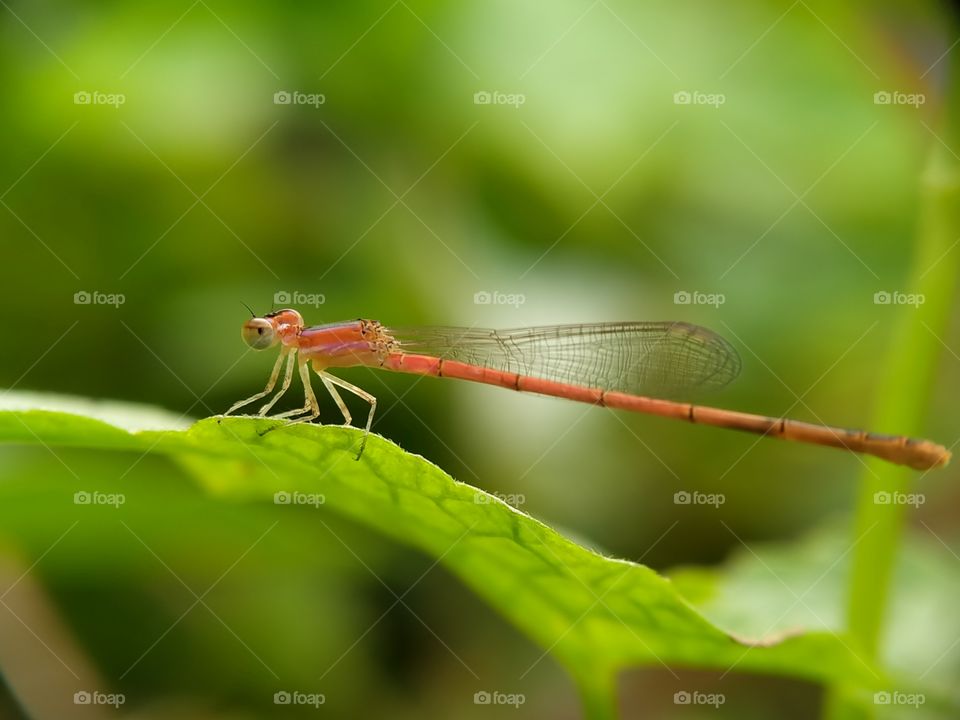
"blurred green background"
1,0,958,717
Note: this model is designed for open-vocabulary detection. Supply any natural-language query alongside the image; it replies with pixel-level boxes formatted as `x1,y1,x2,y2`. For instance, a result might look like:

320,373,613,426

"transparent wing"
385,321,741,397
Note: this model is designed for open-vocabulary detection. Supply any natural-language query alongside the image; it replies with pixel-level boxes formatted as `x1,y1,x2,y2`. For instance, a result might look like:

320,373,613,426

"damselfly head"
264,308,304,331
241,317,276,350
241,308,304,349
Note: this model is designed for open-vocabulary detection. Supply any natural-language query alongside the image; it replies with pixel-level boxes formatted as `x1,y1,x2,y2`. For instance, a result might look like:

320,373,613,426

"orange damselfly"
224,309,949,470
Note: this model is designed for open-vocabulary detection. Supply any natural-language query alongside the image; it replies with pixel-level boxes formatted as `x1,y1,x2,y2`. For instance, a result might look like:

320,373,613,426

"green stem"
575,669,618,720
824,100,960,720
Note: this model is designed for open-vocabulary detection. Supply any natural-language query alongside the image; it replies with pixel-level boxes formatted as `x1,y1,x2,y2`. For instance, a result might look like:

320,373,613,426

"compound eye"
241,318,275,350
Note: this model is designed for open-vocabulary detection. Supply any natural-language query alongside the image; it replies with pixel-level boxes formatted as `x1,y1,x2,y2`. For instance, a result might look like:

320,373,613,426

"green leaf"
671,523,960,717
0,392,886,718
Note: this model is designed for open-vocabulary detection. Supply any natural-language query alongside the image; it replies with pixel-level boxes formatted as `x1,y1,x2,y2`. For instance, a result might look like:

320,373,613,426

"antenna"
241,301,256,318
